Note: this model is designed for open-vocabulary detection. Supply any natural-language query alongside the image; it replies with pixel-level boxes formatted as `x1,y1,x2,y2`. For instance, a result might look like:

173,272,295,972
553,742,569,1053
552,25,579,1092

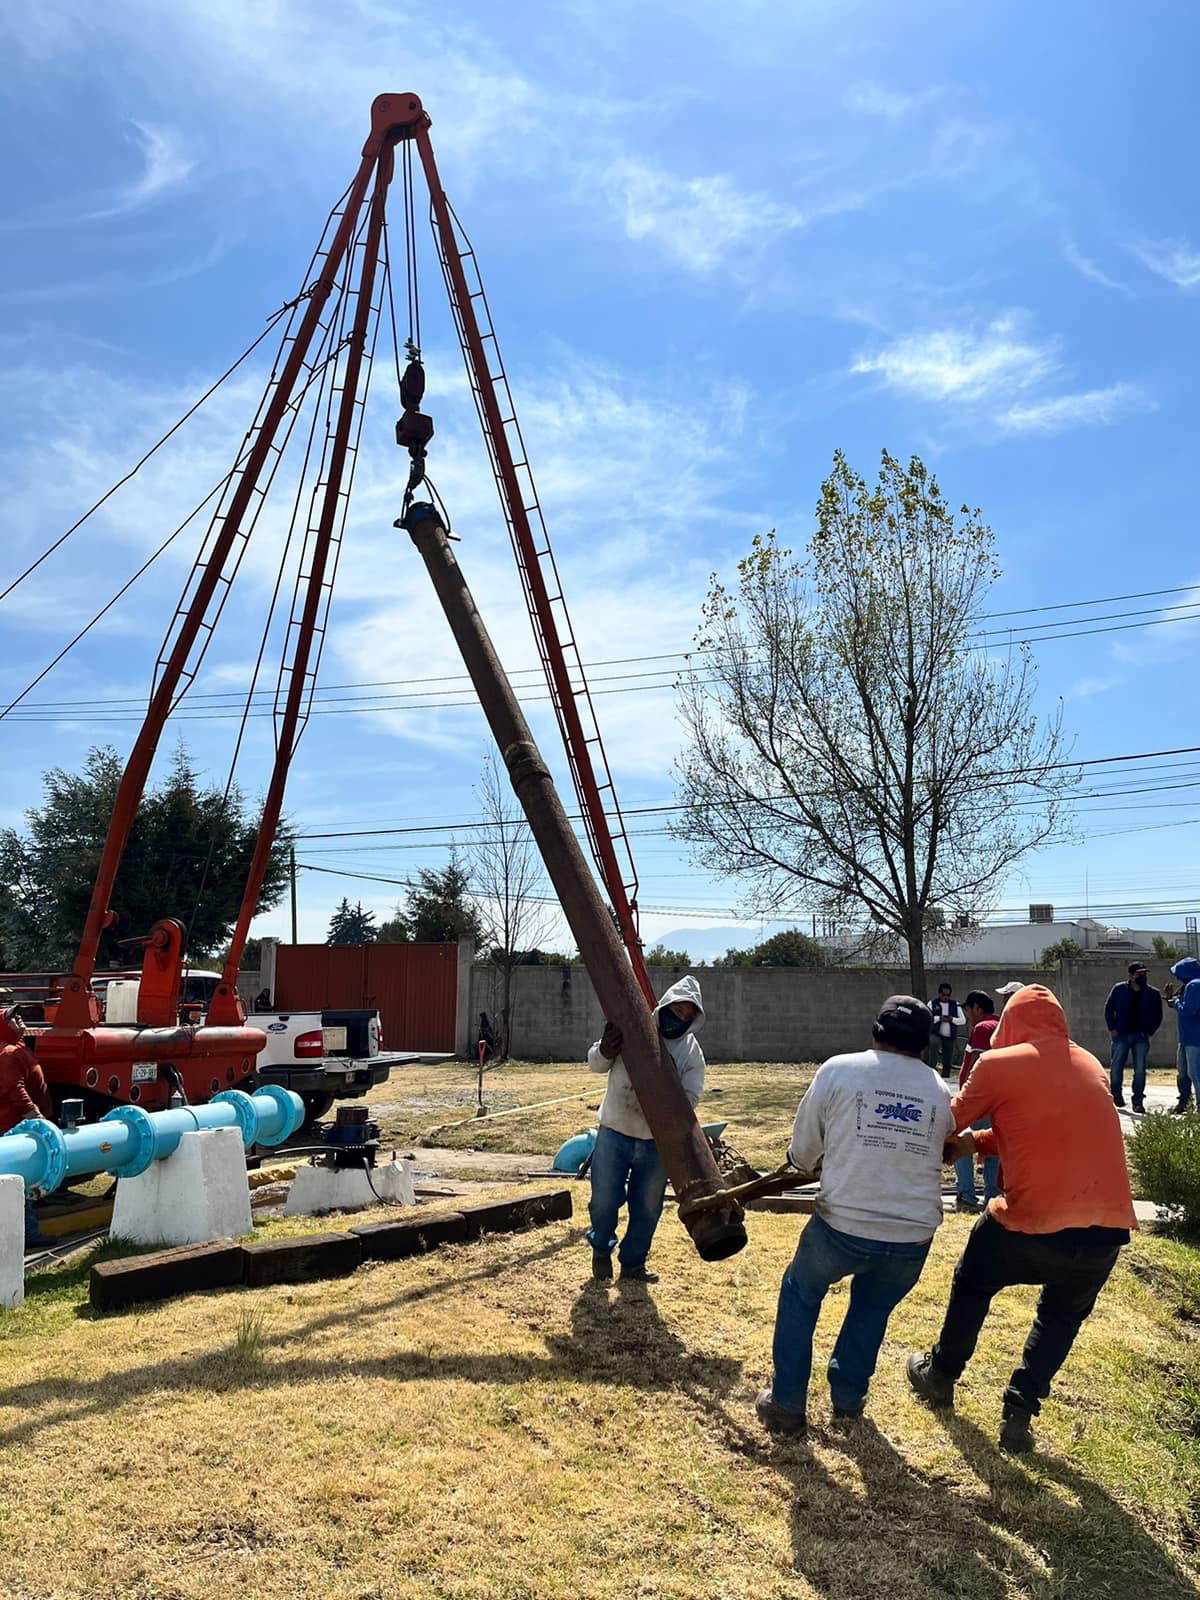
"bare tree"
674,449,1077,996
469,749,556,1059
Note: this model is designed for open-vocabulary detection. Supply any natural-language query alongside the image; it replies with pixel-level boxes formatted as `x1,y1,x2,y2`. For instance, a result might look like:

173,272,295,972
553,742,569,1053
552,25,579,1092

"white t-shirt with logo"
789,1047,954,1242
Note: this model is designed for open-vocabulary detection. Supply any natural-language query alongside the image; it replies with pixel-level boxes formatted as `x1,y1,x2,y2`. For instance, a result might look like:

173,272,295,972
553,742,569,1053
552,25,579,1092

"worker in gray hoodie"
585,974,705,1284
757,995,954,1434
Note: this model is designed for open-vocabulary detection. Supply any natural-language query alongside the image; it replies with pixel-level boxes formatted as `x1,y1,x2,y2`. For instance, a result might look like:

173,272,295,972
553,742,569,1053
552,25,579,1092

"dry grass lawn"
374,1058,817,1171
2,1059,1197,1599
1,1198,1199,1599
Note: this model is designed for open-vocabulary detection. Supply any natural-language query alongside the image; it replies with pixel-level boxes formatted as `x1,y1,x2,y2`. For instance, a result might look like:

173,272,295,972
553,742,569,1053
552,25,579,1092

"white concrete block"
0,1175,25,1310
110,1127,253,1248
283,1158,416,1217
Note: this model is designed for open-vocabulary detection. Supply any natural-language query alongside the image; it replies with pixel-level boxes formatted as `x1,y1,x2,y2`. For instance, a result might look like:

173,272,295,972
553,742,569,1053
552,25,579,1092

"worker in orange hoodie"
0,1007,53,1246
906,984,1136,1454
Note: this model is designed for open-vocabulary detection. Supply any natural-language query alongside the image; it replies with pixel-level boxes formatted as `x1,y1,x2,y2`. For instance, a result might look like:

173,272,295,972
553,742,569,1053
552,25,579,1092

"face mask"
657,1008,690,1040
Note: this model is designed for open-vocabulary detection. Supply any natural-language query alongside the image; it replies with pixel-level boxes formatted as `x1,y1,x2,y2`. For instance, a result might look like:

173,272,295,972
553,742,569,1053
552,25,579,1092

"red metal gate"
273,943,458,1050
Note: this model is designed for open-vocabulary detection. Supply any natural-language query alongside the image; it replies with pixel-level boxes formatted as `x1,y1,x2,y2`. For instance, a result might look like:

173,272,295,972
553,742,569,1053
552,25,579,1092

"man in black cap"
1103,962,1162,1113
756,995,955,1435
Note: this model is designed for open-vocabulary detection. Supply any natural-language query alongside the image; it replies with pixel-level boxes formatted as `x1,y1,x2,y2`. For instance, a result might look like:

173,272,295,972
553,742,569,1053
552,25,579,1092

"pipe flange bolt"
210,1089,256,1148
247,1084,305,1146
7,1117,68,1196
100,1103,156,1179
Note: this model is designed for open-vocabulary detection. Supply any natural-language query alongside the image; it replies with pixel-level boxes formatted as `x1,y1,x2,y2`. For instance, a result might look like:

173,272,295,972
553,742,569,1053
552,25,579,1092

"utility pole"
289,843,298,944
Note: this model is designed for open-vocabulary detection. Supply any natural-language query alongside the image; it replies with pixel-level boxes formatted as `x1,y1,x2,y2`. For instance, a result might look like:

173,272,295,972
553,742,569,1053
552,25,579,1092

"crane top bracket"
363,92,429,156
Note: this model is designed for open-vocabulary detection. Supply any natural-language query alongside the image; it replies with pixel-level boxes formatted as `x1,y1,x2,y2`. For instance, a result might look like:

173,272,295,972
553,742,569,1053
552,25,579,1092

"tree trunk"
906,927,926,1002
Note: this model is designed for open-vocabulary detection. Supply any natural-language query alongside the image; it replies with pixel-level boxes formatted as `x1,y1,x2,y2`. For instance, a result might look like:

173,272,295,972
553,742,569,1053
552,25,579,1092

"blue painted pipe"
0,1085,305,1196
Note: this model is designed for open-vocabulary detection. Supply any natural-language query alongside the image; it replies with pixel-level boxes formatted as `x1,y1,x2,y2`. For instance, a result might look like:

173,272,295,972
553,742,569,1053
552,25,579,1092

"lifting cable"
187,211,368,942
0,179,355,613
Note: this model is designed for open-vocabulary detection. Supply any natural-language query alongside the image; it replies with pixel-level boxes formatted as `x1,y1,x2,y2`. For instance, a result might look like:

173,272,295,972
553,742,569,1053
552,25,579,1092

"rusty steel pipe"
402,502,746,1262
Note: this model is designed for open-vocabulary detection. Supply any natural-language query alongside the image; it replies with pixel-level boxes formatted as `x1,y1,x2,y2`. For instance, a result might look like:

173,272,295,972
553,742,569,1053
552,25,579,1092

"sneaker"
954,1196,982,1213
906,1351,955,1409
755,1388,807,1435
1132,1104,1146,1115
1112,1097,1126,1109
591,1251,613,1281
1171,1103,1191,1115
999,1408,1035,1454
618,1266,658,1284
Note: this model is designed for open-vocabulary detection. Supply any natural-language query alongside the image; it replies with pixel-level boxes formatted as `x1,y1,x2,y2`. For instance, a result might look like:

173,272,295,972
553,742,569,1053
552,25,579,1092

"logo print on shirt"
874,1100,923,1124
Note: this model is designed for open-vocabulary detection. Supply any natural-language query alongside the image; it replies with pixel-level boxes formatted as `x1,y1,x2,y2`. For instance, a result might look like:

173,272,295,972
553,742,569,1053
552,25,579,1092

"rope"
0,312,292,607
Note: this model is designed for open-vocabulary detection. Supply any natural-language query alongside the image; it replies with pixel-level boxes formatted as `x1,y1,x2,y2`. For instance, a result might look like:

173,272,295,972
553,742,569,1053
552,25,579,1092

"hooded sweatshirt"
1169,958,1200,1049
587,974,705,1141
952,985,1136,1235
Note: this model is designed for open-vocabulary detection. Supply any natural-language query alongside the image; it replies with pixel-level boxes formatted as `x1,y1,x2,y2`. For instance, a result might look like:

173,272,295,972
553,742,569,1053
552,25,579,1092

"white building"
824,905,1197,967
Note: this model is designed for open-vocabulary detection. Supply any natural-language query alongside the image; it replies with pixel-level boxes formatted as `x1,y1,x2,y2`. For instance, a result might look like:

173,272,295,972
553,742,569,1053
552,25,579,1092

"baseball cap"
995,980,1024,998
1128,962,1148,975
874,994,933,1051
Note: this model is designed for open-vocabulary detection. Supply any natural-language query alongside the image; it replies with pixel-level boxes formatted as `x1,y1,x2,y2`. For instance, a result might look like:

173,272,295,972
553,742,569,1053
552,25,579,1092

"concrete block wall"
474,959,1187,1066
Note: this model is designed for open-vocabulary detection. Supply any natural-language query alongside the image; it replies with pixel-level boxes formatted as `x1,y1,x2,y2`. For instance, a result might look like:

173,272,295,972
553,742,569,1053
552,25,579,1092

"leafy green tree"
714,929,826,968
1039,937,1086,968
675,450,1075,997
0,745,291,969
1152,936,1185,962
376,910,411,944
326,898,377,945
406,854,483,944
645,943,692,966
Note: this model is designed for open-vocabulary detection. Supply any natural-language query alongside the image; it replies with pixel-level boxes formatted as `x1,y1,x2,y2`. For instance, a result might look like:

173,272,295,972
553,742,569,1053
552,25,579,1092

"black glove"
598,1021,623,1060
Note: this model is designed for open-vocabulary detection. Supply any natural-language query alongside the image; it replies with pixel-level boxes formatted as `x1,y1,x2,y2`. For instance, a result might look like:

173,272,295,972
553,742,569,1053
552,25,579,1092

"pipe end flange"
7,1117,68,1197
100,1103,156,1179
211,1089,257,1148
246,1085,305,1146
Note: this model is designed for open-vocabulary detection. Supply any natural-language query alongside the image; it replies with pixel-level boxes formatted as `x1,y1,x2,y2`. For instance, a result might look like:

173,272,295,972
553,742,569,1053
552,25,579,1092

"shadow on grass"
743,1409,1199,1600
0,1230,740,1450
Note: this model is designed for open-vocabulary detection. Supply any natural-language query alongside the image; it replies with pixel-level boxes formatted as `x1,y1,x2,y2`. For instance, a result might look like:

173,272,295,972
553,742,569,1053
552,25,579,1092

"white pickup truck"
102,970,401,1122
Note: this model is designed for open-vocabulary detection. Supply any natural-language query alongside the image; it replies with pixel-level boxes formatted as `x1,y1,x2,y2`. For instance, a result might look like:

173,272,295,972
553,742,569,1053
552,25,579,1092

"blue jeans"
24,1190,40,1245
1109,1033,1149,1105
771,1213,932,1414
954,1118,1000,1202
586,1125,668,1272
1181,1043,1200,1109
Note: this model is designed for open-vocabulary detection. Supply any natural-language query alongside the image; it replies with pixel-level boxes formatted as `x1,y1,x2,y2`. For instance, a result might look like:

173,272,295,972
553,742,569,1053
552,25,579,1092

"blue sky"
0,0,1197,959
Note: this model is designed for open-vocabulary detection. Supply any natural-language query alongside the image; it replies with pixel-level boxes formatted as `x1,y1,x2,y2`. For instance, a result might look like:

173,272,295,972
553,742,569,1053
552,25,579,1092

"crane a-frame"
15,91,654,1113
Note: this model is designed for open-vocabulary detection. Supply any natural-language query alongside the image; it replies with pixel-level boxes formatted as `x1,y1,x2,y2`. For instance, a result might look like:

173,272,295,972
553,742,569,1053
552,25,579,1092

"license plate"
131,1064,157,1083
322,1026,347,1053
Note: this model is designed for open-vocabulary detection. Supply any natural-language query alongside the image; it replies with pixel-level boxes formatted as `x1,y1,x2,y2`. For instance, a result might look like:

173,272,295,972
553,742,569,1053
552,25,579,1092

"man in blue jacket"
1165,958,1200,1111
1103,962,1163,1113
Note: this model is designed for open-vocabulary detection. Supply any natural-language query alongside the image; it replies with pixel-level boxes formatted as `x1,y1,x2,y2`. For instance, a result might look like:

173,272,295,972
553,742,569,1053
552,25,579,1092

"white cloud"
602,158,804,273
1061,235,1130,294
1132,238,1200,291
842,81,939,119
84,122,194,220
851,313,1059,403
999,383,1155,434
1066,675,1120,701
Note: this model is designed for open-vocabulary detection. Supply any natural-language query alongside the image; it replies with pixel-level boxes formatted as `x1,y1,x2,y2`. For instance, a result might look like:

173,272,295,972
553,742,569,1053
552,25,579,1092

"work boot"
618,1266,658,1284
1112,1096,1126,1109
999,1406,1035,1454
755,1388,807,1436
591,1251,613,1281
1171,1102,1191,1115
955,1196,982,1213
906,1351,955,1409
1132,1103,1146,1115
831,1403,864,1421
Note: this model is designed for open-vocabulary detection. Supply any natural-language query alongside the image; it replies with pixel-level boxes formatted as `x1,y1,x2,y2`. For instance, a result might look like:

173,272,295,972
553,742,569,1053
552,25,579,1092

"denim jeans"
1109,1033,1149,1105
770,1213,932,1414
954,1118,1000,1202
586,1124,668,1272
1178,1045,1194,1109
931,1213,1121,1415
1181,1043,1200,1109
24,1190,39,1245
